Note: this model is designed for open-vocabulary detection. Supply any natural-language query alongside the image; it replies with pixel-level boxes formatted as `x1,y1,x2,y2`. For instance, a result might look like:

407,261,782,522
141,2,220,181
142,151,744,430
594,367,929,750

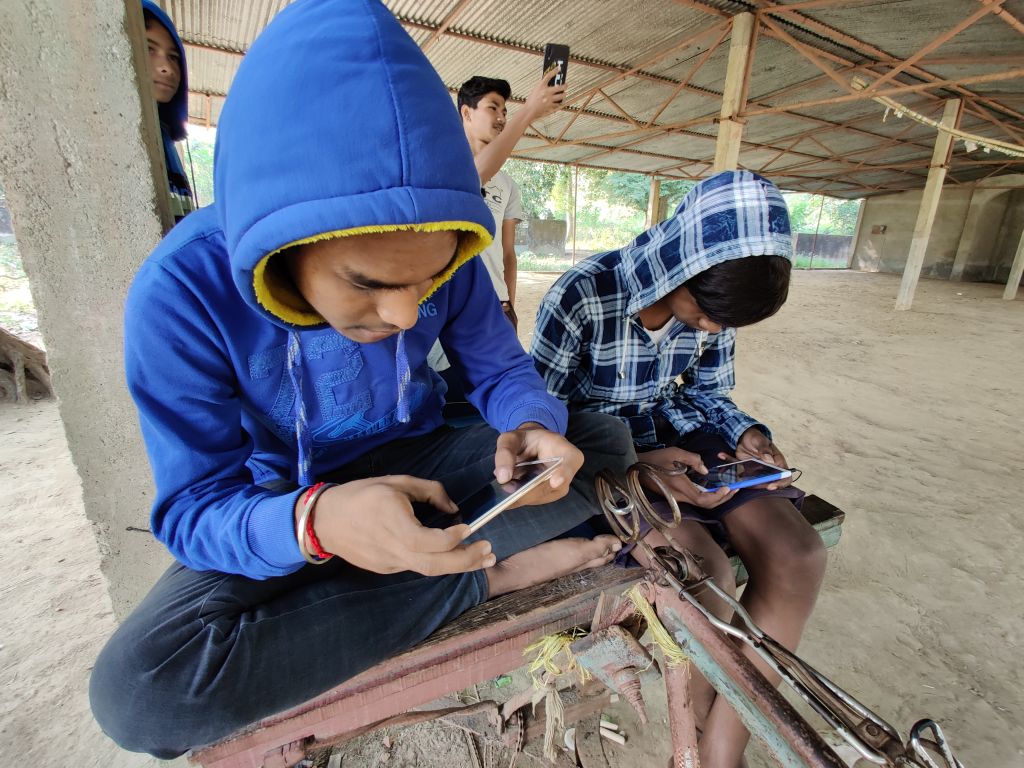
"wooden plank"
193,497,848,768
191,567,642,768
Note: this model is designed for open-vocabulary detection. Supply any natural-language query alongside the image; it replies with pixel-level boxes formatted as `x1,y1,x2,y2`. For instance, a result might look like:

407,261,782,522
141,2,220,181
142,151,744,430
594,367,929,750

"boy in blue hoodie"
141,1,195,220
532,171,827,768
89,0,632,758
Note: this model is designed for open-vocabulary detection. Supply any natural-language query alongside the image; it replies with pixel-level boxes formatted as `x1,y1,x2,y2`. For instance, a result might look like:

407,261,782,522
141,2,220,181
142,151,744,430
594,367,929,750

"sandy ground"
1,269,1022,767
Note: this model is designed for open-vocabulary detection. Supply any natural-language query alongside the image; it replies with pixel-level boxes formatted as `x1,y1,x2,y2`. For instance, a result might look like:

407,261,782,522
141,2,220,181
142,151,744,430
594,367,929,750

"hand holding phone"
542,43,570,86
308,476,496,576
691,458,792,493
456,457,564,533
525,52,568,121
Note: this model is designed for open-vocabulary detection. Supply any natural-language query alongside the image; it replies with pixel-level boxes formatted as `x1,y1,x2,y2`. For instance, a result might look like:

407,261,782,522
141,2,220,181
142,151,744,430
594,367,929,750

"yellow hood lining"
252,221,493,327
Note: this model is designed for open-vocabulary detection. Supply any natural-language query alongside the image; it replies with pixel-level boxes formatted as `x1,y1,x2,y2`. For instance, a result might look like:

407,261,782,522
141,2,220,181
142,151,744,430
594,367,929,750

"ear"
460,104,473,122
696,316,722,333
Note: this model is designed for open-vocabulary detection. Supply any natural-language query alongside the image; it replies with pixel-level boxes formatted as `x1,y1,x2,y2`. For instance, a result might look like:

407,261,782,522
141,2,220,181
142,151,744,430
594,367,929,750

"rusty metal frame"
188,567,643,768
644,581,847,768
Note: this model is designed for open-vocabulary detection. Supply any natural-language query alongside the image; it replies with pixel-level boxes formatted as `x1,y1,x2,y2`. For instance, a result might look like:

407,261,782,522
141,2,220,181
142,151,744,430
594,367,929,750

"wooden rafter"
564,21,730,109
420,0,476,52
173,0,1023,199
858,1,1005,94
760,0,1024,124
595,89,641,127
982,0,1024,35
743,69,1024,118
555,92,596,143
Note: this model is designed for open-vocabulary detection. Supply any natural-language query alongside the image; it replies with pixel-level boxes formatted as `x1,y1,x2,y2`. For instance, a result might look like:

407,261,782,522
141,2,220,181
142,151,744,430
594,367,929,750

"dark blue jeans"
89,413,634,758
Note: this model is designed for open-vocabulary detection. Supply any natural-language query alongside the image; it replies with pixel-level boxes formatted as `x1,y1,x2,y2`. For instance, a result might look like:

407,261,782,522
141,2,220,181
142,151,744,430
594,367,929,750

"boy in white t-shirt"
428,71,565,402
457,77,523,326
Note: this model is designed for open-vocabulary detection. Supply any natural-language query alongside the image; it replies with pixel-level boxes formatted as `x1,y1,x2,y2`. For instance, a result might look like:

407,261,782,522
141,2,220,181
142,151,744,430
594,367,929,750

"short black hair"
457,76,511,111
684,255,791,328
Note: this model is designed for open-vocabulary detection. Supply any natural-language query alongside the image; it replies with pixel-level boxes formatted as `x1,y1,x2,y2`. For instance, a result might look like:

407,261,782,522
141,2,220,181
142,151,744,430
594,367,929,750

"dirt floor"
1,270,1022,767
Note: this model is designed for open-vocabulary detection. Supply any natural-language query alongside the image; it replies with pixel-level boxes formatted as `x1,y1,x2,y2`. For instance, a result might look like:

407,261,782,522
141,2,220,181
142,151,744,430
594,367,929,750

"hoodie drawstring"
395,330,411,423
287,331,313,486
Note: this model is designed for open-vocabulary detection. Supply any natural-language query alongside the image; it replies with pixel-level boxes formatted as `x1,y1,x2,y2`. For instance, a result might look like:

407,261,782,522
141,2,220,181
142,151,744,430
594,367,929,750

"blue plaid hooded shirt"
531,171,793,449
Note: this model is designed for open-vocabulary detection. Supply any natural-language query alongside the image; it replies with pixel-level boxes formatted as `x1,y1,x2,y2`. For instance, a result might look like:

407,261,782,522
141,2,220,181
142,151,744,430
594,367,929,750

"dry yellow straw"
523,627,592,686
627,585,690,668
523,629,592,761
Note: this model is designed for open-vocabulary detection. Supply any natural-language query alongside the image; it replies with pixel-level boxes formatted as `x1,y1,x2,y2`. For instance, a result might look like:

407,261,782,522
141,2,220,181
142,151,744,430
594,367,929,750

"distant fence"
793,232,853,269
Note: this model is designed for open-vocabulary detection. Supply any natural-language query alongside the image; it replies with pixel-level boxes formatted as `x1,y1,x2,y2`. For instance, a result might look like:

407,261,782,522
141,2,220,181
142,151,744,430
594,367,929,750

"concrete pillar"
950,188,1012,281
1004,227,1024,300
713,13,756,172
895,99,962,310
0,0,174,615
847,198,867,269
949,188,978,281
646,176,662,228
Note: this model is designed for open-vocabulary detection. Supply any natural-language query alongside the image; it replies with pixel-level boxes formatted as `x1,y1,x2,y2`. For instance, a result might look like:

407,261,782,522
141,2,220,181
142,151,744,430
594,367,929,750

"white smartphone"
456,457,564,534
692,458,792,492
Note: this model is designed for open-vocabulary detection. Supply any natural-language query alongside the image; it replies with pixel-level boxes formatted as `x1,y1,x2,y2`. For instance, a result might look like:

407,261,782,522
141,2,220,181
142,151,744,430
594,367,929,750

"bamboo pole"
572,165,579,265
646,176,662,229
713,13,755,172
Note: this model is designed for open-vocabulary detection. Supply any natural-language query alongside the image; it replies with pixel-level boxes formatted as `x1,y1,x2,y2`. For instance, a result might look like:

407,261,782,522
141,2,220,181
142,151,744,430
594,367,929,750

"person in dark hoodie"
89,0,634,758
141,1,195,220
532,170,827,768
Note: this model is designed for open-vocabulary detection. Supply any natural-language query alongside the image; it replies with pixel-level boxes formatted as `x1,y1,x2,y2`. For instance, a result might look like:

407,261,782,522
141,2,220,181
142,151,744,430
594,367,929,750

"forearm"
503,248,518,305
475,109,533,183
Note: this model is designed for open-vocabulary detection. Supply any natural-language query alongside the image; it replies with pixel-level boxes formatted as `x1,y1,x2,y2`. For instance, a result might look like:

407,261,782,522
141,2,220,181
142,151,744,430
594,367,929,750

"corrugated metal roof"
152,0,1024,198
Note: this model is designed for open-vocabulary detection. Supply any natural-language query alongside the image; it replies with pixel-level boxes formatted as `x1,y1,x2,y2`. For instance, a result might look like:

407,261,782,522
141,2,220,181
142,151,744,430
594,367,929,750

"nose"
153,51,172,75
375,287,421,331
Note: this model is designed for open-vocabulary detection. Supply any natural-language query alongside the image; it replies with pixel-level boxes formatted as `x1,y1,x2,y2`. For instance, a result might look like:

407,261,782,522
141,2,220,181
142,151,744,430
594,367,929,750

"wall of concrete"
0,0,173,616
991,189,1024,284
852,173,1024,285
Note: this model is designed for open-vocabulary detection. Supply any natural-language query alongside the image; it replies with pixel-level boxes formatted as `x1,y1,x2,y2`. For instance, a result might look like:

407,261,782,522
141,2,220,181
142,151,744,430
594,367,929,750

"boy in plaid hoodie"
533,170,826,767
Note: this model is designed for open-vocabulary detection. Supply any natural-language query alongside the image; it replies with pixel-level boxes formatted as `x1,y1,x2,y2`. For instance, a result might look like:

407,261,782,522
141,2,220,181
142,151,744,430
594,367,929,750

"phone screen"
455,458,562,533
693,459,788,490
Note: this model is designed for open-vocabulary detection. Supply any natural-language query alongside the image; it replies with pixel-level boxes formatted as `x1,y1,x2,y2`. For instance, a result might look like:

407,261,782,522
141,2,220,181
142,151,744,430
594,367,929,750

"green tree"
782,192,862,235
183,127,216,207
505,159,560,219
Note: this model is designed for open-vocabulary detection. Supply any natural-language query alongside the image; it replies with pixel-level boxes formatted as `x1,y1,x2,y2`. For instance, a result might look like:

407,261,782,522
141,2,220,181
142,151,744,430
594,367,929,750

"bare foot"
485,535,622,598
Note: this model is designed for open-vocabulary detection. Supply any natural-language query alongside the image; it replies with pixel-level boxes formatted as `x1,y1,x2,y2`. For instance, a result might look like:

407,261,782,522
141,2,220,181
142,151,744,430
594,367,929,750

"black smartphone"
542,43,570,86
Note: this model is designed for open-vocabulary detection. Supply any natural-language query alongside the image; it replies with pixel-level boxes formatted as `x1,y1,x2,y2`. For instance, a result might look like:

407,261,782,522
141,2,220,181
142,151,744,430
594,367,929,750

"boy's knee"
778,528,828,593
704,546,738,594
89,623,198,759
566,412,635,469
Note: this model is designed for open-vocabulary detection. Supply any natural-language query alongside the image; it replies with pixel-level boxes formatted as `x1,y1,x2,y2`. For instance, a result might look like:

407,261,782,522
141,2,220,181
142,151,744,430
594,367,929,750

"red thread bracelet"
300,482,334,562
305,505,332,560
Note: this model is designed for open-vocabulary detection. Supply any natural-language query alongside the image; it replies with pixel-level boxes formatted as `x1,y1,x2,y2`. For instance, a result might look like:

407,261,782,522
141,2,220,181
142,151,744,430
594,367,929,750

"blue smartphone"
455,458,563,534
693,459,792,493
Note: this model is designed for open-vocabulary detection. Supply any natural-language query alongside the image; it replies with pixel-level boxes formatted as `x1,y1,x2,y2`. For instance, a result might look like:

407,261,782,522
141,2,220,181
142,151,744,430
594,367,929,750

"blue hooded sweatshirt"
141,1,195,218
124,0,567,578
532,171,793,449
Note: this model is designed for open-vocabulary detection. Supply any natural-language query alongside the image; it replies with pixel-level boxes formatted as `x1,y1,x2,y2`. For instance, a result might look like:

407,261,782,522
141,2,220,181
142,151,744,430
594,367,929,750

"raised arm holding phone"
471,63,566,185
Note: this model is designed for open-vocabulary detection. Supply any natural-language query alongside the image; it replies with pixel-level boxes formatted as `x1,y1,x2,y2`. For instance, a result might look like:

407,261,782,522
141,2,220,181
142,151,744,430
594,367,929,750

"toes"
575,535,622,571
577,550,617,571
